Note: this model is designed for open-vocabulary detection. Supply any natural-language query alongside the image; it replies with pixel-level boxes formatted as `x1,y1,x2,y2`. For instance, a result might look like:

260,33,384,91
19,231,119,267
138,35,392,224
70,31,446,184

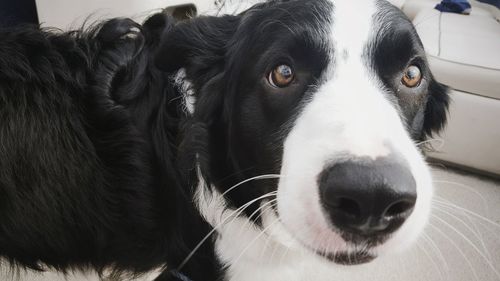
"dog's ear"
154,15,240,74
422,80,450,137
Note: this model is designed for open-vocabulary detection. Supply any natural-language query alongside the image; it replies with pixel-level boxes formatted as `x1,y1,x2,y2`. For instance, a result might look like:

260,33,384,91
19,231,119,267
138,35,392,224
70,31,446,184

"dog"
0,0,449,280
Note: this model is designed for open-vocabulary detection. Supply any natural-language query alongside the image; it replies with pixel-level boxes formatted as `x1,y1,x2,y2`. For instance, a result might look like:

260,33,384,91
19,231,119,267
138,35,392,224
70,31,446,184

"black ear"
423,80,450,137
177,73,226,171
154,15,240,74
141,13,176,43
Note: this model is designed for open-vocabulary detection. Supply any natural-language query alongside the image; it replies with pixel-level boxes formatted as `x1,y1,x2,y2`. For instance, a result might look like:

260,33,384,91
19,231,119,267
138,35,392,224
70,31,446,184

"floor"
1,166,499,281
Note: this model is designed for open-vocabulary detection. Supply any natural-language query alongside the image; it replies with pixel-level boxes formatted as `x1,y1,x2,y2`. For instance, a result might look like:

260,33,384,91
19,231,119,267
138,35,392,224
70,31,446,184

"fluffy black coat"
0,14,219,280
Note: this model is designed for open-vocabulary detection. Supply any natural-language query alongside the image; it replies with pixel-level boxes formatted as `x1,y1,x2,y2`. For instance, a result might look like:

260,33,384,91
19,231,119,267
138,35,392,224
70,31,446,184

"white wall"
35,0,214,29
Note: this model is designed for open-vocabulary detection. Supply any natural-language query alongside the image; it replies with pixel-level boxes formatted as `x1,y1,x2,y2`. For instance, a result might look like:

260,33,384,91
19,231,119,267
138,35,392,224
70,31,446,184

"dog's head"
156,0,448,266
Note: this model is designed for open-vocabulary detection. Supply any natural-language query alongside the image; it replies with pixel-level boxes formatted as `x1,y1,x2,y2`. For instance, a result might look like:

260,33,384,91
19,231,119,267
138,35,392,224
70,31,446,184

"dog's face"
157,0,448,266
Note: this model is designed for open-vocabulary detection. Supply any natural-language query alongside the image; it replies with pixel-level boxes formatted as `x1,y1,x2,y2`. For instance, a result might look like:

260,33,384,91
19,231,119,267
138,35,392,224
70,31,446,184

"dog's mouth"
316,232,388,265
319,250,376,265
272,205,385,266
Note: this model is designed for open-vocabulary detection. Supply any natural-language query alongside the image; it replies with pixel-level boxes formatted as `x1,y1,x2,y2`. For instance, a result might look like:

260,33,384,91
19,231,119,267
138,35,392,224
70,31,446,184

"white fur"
172,68,196,114
194,0,434,280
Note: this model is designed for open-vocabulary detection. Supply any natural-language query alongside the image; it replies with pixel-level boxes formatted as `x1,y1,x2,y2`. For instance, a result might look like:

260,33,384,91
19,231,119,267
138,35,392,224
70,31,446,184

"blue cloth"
170,270,193,281
477,0,500,9
435,0,472,14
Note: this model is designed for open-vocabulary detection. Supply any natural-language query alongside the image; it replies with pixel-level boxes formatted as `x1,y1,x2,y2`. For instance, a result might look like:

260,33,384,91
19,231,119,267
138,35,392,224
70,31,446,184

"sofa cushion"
414,8,500,99
426,89,500,175
403,0,439,19
403,0,500,19
387,0,406,8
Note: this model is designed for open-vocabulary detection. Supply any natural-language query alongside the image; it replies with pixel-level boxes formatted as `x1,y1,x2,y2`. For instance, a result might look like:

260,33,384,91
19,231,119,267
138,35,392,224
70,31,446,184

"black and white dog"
0,0,448,280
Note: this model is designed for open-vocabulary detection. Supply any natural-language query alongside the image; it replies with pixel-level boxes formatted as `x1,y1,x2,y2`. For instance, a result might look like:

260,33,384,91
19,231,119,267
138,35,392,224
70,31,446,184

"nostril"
336,197,362,219
385,199,415,218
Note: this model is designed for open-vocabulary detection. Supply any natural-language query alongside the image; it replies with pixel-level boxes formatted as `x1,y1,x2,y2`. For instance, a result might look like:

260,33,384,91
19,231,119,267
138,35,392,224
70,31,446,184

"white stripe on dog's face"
276,0,432,257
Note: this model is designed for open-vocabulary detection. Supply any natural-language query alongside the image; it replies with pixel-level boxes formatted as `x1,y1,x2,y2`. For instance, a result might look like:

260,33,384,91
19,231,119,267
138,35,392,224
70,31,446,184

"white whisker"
416,242,444,281
416,138,444,149
234,198,278,239
432,206,492,262
431,214,500,279
416,233,448,280
421,232,449,279
227,219,281,277
220,174,283,198
432,197,500,229
178,189,279,270
433,180,489,209
428,223,480,281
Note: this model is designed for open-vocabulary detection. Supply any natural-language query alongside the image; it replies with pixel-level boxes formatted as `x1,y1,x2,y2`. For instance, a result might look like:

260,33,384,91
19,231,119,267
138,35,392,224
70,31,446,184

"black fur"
0,14,220,281
0,1,449,280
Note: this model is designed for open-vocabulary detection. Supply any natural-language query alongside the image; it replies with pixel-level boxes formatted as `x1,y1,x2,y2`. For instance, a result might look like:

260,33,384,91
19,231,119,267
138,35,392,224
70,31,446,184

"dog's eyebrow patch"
372,30,420,73
369,2,424,82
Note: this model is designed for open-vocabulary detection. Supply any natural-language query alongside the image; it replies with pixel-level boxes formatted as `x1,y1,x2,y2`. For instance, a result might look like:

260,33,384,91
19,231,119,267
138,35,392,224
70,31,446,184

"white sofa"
399,0,500,176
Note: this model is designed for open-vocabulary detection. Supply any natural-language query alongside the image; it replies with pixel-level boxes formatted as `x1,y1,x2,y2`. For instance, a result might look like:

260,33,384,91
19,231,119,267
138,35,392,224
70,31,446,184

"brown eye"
268,64,294,88
402,65,422,88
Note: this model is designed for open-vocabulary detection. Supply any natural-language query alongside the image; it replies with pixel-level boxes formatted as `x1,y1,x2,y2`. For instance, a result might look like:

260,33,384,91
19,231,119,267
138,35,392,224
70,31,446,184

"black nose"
318,157,416,236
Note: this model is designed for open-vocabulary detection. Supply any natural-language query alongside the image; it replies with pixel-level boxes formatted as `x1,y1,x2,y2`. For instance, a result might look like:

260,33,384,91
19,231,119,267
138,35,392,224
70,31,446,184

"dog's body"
0,15,220,280
0,1,448,280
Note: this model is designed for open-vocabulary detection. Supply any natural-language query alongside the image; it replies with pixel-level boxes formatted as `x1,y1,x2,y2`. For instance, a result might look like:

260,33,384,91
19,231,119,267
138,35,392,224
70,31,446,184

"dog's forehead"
240,0,333,37
325,0,415,80
329,0,379,57
240,0,399,60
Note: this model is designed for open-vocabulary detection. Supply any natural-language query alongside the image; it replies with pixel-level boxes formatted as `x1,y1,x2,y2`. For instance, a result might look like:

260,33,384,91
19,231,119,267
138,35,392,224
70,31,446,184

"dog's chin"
275,213,381,266
319,251,376,265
